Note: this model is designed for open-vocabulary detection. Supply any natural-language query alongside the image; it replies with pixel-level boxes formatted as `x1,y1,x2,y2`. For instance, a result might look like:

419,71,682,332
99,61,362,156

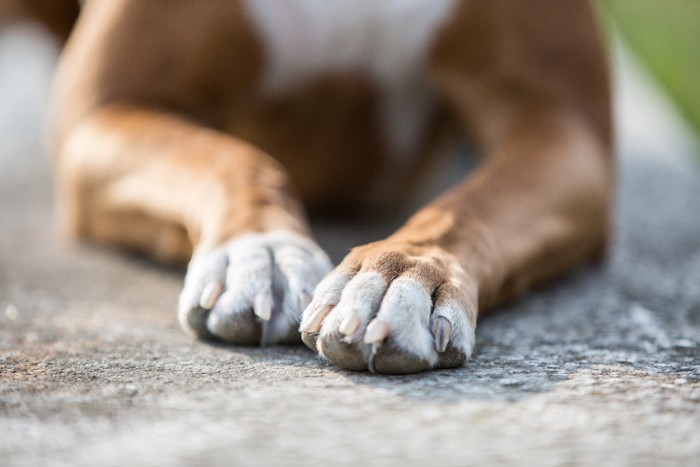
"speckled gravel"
1,25,698,467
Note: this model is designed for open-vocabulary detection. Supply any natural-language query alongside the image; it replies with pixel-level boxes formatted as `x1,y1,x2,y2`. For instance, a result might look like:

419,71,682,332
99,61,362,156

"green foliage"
602,0,700,135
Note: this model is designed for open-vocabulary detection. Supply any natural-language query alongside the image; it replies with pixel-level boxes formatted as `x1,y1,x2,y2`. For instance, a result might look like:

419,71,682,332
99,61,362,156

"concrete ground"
1,24,699,467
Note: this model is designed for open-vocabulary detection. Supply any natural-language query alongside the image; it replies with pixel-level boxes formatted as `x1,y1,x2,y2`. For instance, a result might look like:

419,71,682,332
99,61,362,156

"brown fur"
51,1,612,331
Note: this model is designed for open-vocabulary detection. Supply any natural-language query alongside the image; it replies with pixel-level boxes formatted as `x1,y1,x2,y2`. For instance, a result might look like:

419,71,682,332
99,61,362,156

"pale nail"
300,304,333,333
367,343,380,374
199,282,224,310
339,312,361,336
363,319,389,344
433,316,452,352
254,292,272,321
298,291,312,312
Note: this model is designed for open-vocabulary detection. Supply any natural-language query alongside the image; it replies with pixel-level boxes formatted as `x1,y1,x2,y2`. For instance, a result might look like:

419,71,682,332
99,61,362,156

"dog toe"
178,249,228,339
319,332,367,371
180,231,332,345
372,342,432,374
207,293,262,345
301,244,477,373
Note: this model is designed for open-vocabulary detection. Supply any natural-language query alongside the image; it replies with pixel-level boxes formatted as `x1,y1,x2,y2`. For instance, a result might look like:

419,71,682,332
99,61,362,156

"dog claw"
301,304,333,332
364,318,389,344
254,292,272,321
433,316,452,352
339,312,361,336
367,342,380,374
199,282,224,310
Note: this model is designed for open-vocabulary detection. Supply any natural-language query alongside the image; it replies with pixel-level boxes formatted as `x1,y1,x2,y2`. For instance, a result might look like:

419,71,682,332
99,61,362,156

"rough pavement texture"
1,25,699,466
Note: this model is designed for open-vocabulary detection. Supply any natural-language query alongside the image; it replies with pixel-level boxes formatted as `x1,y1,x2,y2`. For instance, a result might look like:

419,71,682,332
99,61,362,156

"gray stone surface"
1,24,699,467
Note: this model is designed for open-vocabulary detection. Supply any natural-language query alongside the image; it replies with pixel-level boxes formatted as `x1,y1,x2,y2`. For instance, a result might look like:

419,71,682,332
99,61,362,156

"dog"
38,0,612,373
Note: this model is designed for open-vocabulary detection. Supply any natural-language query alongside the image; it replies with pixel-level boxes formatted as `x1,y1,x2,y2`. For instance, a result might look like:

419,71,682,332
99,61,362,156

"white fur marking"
376,278,437,364
431,302,475,358
244,0,457,159
179,231,332,343
319,272,387,342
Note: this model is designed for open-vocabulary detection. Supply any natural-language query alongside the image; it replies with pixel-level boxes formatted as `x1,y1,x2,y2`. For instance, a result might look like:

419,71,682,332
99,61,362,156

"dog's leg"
300,0,613,373
51,1,329,344
57,105,332,344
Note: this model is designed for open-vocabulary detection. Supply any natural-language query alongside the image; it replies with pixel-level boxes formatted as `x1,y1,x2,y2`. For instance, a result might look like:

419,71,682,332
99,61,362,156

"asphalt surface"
1,24,699,466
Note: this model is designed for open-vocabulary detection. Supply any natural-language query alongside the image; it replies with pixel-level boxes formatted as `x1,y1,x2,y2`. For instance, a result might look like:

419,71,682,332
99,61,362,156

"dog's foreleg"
56,105,332,344
301,110,612,373
397,111,613,308
300,0,613,373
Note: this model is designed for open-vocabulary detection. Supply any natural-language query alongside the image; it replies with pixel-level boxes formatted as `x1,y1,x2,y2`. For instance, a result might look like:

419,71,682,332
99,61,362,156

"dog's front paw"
178,231,333,345
300,242,477,374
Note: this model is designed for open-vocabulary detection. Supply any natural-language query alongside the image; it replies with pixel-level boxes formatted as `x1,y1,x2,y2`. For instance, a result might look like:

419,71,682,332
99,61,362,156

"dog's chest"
243,0,457,158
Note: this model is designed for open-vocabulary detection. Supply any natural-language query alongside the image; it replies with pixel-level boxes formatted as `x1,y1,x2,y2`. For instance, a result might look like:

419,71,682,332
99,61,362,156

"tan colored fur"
48,0,612,371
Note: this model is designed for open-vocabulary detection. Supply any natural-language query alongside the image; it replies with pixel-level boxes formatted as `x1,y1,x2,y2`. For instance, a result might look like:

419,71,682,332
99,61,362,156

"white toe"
430,301,475,359
274,241,330,323
299,271,350,332
223,242,274,310
178,248,228,336
374,278,437,365
319,272,387,342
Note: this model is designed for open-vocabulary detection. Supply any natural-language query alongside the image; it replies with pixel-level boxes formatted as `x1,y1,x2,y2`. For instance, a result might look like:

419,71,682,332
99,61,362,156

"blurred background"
599,0,700,163
0,0,698,260
1,2,699,465
603,0,700,139
1,0,698,183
